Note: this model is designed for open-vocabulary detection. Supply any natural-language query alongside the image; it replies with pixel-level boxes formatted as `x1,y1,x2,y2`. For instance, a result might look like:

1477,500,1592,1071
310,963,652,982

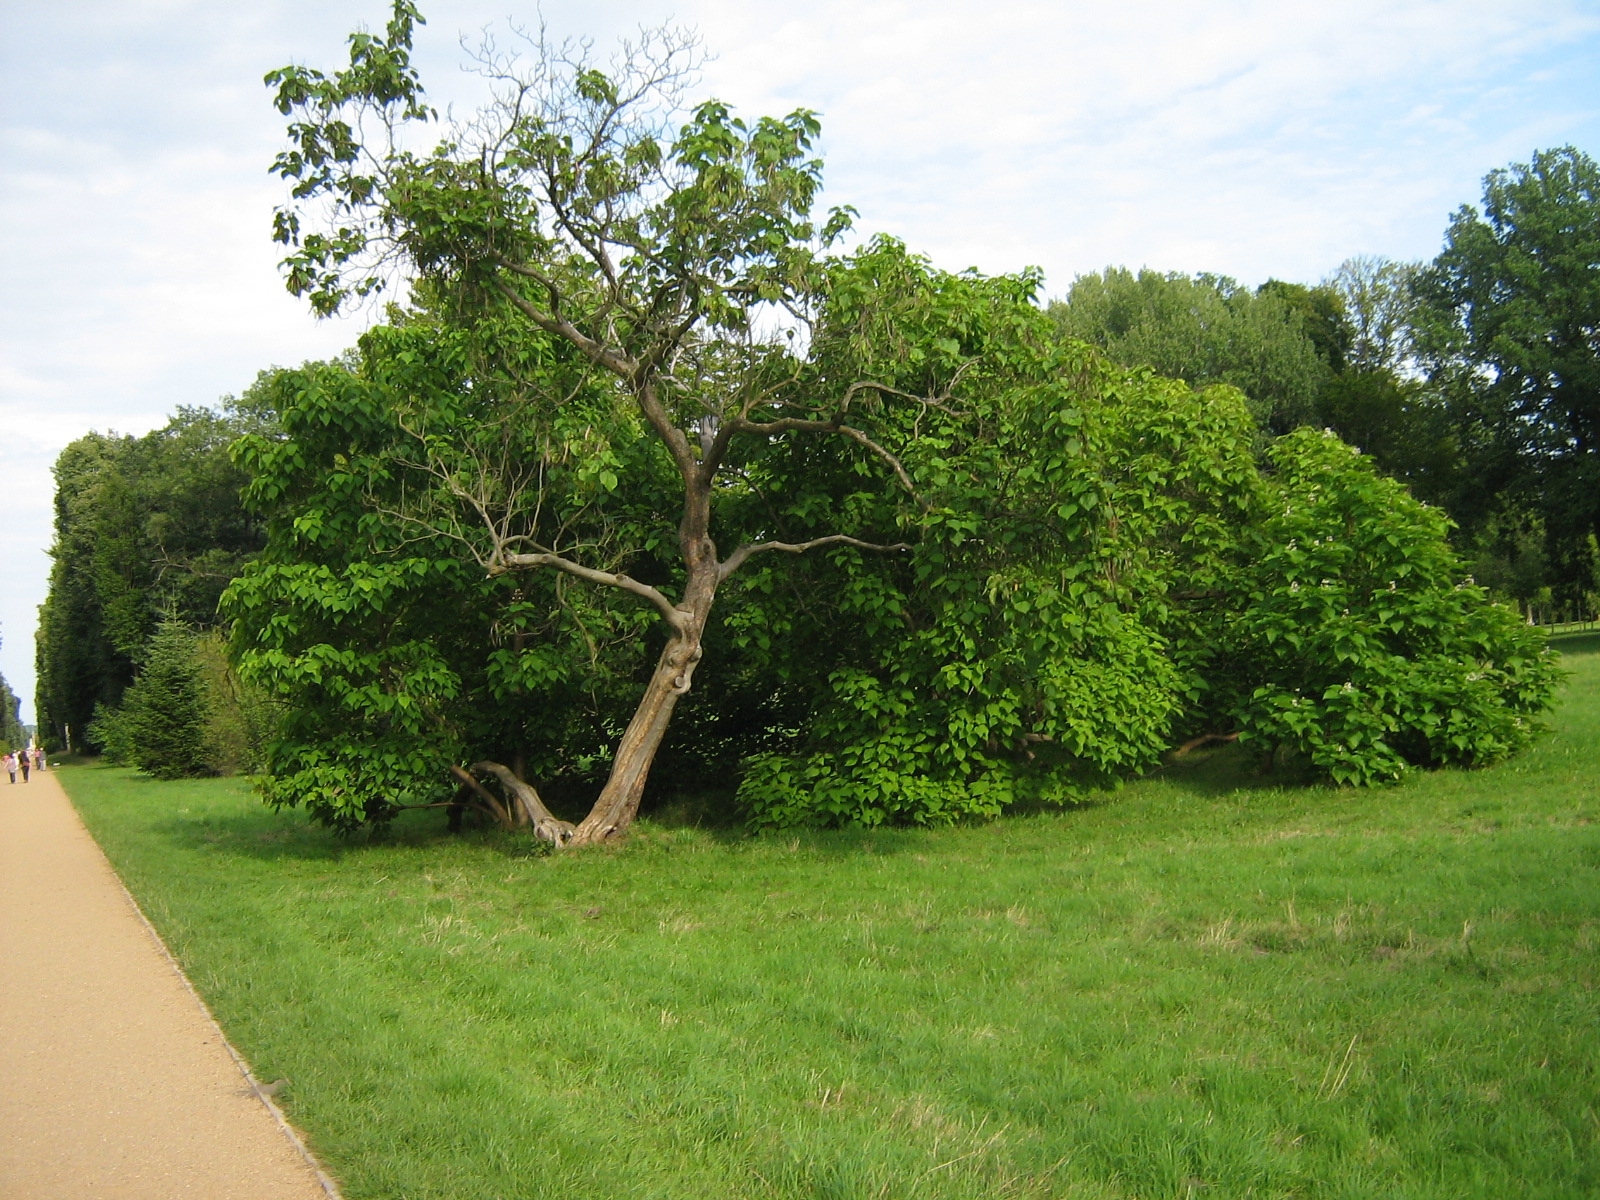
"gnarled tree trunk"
568,631,703,844
570,535,717,846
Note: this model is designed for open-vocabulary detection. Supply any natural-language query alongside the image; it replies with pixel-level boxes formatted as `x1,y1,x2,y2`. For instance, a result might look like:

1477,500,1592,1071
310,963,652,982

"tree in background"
36,402,270,751
1048,268,1330,434
106,621,213,779
1327,256,1424,374
1418,146,1600,616
0,631,26,749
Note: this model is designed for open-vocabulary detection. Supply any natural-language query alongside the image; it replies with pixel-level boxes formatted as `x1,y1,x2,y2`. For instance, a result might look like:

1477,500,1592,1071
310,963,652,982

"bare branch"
490,276,636,377
718,534,912,583
501,549,689,631
837,426,922,505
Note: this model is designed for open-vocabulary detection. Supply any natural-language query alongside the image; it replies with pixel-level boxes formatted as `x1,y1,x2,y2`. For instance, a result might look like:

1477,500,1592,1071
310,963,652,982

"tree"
113,622,213,779
258,6,941,844
1048,267,1330,434
1326,256,1425,375
1256,278,1350,373
1314,367,1462,505
0,632,25,750
37,433,135,751
1419,146,1600,609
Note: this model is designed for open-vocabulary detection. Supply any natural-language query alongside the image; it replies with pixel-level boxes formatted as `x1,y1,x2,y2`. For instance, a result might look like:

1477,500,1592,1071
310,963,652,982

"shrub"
1227,429,1561,784
193,630,276,774
86,701,135,765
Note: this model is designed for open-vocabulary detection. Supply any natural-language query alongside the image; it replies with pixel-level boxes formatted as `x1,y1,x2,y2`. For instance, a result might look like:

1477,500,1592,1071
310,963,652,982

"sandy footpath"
0,769,336,1199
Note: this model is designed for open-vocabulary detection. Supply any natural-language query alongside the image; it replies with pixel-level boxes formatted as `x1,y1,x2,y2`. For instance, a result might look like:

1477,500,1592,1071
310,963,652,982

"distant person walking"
4,752,16,784
33,747,46,772
17,751,29,782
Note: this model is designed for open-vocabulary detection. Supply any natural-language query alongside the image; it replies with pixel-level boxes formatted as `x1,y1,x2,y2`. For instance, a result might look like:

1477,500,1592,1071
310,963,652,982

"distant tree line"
1052,146,1600,621
34,399,277,771
0,645,25,749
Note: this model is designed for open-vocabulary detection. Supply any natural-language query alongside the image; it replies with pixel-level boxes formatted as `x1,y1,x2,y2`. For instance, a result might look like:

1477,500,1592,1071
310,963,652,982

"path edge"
98,842,347,1200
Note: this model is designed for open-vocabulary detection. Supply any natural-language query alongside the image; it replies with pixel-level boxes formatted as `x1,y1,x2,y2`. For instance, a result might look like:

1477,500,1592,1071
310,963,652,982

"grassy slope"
62,635,1600,1200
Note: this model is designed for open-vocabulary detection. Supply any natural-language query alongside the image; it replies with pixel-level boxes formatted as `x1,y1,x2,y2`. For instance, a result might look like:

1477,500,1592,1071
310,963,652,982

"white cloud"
1,0,1596,720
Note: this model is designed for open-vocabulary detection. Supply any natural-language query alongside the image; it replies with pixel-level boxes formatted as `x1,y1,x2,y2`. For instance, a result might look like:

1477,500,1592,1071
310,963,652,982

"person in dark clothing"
18,751,29,782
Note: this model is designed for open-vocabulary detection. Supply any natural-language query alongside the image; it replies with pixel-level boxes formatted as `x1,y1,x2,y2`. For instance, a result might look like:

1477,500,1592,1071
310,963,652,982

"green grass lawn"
61,635,1600,1199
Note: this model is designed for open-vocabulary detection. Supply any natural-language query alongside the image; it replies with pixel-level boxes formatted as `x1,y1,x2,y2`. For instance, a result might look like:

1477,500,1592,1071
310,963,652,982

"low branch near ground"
468,761,578,846
449,764,514,828
718,535,912,583
1170,732,1239,758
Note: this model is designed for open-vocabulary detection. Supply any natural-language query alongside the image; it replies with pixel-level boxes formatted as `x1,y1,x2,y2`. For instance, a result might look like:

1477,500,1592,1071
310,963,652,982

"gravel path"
0,769,336,1199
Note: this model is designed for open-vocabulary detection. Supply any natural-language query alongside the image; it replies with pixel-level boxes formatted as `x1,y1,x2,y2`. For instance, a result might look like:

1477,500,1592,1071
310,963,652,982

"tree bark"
569,606,708,845
568,459,718,845
467,761,577,845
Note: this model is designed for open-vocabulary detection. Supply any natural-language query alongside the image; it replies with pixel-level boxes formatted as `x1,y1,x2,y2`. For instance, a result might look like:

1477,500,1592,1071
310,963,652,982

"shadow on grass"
107,729,1359,872
1551,631,1600,658
1138,740,1321,798
142,796,538,865
138,747,1322,869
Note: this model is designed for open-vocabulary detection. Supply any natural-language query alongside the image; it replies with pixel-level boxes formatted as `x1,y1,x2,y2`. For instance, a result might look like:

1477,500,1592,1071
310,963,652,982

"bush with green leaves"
229,241,1561,831
733,245,1264,826
1224,429,1561,784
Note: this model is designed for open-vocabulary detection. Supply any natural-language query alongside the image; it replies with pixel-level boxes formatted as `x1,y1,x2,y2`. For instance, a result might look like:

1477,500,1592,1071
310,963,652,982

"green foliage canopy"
234,3,1561,835
36,404,269,750
1048,268,1330,435
1419,146,1600,605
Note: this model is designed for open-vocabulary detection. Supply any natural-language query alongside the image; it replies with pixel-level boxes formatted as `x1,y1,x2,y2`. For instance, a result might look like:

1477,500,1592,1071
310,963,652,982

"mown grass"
61,635,1600,1199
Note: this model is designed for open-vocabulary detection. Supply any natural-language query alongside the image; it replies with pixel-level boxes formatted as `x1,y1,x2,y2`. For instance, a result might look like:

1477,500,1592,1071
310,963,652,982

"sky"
1,0,1597,724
